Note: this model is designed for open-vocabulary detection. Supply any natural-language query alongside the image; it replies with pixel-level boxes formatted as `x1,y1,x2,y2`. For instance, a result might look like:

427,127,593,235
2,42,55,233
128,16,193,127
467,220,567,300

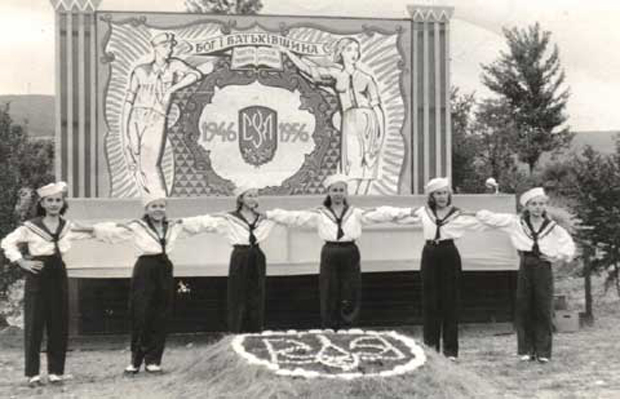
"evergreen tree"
481,23,573,174
567,141,620,297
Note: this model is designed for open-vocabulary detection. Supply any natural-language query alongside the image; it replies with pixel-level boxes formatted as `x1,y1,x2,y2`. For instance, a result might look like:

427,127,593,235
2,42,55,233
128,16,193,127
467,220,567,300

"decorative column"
408,5,454,194
50,0,102,198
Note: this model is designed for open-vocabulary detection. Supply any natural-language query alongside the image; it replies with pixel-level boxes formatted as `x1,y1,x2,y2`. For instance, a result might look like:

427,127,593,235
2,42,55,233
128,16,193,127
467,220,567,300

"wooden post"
67,278,80,336
582,246,594,326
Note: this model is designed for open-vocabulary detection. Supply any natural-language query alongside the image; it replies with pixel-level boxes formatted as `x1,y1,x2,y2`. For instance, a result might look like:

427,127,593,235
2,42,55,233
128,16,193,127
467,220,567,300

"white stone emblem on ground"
231,329,426,379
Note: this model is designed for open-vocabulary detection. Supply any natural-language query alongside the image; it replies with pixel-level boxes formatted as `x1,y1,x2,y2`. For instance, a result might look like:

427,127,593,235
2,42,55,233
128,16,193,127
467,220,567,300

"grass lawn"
0,275,618,399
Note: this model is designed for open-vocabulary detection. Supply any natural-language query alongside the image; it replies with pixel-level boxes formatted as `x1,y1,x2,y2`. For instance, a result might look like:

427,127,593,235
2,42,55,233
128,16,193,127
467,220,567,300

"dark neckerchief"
522,215,552,256
327,204,349,240
429,206,460,241
143,215,169,254
232,210,259,246
30,216,67,256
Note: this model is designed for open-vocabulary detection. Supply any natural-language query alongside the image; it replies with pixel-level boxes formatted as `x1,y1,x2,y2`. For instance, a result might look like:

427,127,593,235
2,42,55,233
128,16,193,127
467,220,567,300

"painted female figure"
284,38,385,195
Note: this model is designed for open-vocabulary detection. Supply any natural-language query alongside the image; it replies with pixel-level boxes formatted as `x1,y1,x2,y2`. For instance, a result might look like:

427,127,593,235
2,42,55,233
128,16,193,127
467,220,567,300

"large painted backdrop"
98,13,412,197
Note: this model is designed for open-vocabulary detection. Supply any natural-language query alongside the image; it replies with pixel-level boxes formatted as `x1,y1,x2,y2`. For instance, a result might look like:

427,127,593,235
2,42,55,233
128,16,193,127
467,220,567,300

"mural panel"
98,14,411,197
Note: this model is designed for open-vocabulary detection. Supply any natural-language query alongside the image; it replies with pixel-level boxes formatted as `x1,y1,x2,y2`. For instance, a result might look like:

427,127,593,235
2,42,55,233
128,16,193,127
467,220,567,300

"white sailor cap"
520,187,548,207
141,187,167,208
425,177,450,194
323,173,349,189
36,182,68,198
233,183,259,198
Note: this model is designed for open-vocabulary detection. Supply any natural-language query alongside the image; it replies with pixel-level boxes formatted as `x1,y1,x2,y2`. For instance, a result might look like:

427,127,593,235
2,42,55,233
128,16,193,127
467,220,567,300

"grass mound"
161,333,500,399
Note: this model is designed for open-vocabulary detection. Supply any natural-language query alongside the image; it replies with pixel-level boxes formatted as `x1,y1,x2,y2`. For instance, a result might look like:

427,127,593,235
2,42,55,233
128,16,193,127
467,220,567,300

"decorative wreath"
232,329,426,380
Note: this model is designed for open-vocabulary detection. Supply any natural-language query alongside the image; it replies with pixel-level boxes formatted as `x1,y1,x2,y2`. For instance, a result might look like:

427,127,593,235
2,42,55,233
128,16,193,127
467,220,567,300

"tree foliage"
0,104,54,297
472,98,526,193
450,88,483,193
481,23,573,173
565,140,620,295
185,0,263,14
450,88,528,194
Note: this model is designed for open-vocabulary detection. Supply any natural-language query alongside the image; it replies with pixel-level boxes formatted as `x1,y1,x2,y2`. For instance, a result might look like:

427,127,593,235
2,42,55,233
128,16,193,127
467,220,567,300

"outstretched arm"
391,207,423,225
449,212,493,232
265,208,319,228
283,49,313,76
91,221,135,244
475,210,517,232
283,48,336,84
175,213,226,239
360,206,415,225
67,221,97,241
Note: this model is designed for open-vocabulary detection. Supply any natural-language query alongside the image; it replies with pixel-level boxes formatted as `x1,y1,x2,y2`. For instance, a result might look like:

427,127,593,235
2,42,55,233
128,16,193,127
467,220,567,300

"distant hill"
0,95,54,139
537,130,618,168
569,130,618,154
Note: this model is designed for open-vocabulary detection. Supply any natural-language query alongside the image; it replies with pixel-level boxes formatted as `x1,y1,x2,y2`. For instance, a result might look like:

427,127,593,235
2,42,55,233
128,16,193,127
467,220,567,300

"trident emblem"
238,106,278,167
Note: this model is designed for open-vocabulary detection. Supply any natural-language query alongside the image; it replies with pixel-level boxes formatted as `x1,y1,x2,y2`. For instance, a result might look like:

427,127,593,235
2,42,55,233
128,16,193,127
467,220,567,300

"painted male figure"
122,32,202,195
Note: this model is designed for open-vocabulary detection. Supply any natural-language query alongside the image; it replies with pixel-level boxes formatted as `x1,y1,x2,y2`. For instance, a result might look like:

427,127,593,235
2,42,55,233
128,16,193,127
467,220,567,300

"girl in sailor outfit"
198,185,277,333
476,187,575,363
1,182,92,386
387,177,486,360
265,174,410,330
89,190,220,375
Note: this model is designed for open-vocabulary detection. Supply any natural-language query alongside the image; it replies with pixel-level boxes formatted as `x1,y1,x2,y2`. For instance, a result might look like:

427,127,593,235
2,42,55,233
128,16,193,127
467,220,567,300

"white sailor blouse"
92,215,219,255
194,211,277,246
389,206,487,241
476,210,576,262
92,212,276,253
266,206,411,242
1,217,92,263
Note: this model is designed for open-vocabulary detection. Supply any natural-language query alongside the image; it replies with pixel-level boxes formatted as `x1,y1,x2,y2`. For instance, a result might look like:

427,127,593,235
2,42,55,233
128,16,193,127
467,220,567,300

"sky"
1,0,619,132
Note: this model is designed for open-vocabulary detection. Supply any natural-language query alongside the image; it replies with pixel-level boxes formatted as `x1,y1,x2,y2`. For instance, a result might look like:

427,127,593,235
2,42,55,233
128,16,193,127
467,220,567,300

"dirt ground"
0,275,618,399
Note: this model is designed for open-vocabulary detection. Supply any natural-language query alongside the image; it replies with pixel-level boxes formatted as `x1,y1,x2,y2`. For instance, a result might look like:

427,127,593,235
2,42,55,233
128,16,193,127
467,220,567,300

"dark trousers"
421,240,461,357
227,245,266,333
516,253,554,359
23,255,68,377
319,242,361,330
129,255,174,368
